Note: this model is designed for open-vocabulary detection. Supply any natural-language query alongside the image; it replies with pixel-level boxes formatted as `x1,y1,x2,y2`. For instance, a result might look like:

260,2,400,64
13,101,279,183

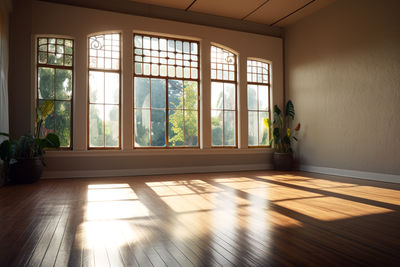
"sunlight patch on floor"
323,186,400,205
83,221,138,249
277,196,393,221
81,184,151,250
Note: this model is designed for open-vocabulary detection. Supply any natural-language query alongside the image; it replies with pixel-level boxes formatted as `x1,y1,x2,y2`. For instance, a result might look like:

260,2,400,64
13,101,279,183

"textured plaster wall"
285,0,400,175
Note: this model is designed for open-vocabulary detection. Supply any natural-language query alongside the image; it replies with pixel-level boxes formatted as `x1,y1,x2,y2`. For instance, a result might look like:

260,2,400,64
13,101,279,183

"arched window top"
211,45,236,82
247,59,270,85
89,33,120,71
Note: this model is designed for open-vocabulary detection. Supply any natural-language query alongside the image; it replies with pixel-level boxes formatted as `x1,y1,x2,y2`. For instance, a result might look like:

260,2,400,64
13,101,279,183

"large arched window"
133,34,200,148
210,45,237,147
88,33,121,149
247,59,271,147
36,36,73,148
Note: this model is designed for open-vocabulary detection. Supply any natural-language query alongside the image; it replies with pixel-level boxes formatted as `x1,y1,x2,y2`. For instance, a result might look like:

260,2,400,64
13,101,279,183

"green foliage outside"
134,78,198,147
211,82,235,146
38,67,72,147
169,81,198,146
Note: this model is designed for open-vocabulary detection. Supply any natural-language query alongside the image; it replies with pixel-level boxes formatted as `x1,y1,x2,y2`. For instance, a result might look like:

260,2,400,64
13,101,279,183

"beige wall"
8,0,283,177
285,0,400,175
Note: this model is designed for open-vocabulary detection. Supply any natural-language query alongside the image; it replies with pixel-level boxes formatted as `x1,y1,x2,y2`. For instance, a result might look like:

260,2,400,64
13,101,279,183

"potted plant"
0,100,60,184
265,100,300,171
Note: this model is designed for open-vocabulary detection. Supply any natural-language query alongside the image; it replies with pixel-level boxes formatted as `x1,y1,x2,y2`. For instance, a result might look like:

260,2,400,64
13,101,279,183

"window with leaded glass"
88,33,121,149
210,45,237,147
133,34,200,148
247,59,271,147
37,37,73,148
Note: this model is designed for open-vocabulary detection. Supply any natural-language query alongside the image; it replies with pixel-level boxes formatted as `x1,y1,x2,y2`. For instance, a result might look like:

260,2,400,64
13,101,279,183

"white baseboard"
300,165,400,184
42,163,273,179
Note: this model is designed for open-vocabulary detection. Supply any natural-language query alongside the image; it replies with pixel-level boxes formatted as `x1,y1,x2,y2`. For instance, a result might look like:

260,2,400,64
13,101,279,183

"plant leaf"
0,140,11,161
274,105,281,116
264,118,271,129
44,133,60,148
39,100,54,121
285,100,295,120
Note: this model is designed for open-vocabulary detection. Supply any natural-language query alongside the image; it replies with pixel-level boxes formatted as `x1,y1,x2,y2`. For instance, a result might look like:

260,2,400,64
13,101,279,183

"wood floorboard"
1,170,400,266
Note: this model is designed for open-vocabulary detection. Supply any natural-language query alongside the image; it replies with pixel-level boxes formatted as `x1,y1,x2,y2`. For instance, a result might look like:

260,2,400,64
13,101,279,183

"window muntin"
88,33,121,148
37,37,73,148
210,45,237,147
133,34,200,148
247,59,271,147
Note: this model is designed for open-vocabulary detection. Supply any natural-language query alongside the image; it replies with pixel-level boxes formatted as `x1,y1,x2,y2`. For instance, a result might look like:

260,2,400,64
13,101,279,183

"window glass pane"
168,109,183,147
168,80,183,109
151,79,166,108
176,41,182,52
160,39,167,51
211,82,223,109
38,67,54,99
259,112,269,146
247,84,257,110
184,81,198,110
248,111,258,146
65,55,72,66
55,101,71,147
224,83,235,110
151,37,159,49
224,111,235,146
185,110,198,146
134,77,150,108
104,73,119,104
39,45,46,52
39,38,47,45
134,109,150,147
160,65,167,76
211,110,223,146
89,71,104,103
105,105,119,147
39,52,47,64
89,104,104,147
259,85,269,111
151,109,166,147
135,63,142,75
143,36,151,49
191,43,198,54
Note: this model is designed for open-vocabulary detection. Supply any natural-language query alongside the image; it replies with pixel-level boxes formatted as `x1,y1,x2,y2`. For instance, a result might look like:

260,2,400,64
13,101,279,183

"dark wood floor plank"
1,171,400,266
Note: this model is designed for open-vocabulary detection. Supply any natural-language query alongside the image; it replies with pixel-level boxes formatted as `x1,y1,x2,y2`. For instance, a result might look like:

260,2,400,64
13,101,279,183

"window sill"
45,147,273,157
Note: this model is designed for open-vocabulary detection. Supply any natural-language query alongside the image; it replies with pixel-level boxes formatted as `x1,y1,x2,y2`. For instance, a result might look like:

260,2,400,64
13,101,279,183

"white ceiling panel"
245,0,311,25
131,0,193,10
128,0,337,28
189,0,266,20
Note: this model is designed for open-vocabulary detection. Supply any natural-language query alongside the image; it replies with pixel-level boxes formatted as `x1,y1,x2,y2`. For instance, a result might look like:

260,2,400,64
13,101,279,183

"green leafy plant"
264,100,300,153
0,100,60,167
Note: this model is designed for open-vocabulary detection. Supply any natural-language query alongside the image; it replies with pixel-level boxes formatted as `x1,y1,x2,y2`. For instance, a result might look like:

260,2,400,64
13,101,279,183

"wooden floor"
0,171,400,266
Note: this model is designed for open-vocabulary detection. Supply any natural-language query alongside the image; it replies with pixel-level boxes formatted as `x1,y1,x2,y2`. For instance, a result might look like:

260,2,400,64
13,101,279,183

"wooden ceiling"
130,0,336,27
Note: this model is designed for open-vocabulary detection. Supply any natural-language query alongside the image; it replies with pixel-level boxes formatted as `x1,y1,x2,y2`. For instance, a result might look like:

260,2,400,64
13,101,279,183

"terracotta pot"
9,158,43,184
273,152,294,171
